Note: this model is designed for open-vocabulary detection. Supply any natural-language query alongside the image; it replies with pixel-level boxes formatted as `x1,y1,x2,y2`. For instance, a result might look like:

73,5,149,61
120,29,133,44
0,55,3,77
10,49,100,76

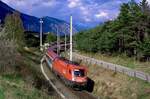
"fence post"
87,60,89,66
88,60,90,66
134,71,136,77
101,62,103,66
146,75,149,82
107,64,109,69
115,66,117,72
90,60,92,65
122,69,125,74
94,61,97,66
89,60,91,66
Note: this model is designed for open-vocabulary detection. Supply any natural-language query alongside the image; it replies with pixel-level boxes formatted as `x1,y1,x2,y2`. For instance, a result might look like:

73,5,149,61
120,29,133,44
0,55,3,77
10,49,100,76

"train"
45,48,88,89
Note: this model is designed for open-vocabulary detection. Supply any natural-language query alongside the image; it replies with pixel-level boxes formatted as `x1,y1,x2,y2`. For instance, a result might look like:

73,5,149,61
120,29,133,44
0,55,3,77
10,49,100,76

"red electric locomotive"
45,48,88,88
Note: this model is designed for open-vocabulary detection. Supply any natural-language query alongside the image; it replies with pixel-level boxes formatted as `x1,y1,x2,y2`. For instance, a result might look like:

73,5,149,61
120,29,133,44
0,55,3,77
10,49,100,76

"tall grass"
0,38,18,74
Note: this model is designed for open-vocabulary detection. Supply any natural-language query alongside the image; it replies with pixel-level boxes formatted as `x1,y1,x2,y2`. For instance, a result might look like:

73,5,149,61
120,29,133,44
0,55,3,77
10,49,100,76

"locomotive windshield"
74,69,85,77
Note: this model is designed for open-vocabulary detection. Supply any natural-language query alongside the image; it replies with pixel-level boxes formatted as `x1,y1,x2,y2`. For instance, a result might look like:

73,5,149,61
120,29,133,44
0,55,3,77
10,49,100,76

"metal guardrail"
73,53,150,83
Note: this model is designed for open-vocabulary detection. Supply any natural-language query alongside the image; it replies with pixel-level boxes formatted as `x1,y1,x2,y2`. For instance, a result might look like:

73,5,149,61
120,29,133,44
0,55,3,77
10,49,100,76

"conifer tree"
140,0,150,14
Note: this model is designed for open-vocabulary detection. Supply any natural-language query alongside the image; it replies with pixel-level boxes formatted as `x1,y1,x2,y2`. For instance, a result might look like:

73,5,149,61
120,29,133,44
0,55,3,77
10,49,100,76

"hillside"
0,0,77,35
86,61,150,99
0,46,61,99
0,74,59,99
0,26,60,98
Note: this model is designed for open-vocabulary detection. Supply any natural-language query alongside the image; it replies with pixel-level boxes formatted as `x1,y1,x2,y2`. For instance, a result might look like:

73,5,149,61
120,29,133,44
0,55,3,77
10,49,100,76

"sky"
1,0,145,27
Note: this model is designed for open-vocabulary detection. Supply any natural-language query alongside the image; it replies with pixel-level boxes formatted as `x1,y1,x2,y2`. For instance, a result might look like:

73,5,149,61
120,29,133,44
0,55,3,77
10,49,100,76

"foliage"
4,11,25,46
46,32,56,44
0,37,18,73
0,73,58,99
25,33,40,47
138,38,150,60
0,12,25,73
74,0,150,60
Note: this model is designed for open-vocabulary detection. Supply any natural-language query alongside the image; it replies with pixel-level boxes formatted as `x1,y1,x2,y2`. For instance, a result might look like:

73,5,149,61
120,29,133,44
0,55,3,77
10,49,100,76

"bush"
0,37,18,73
46,33,56,44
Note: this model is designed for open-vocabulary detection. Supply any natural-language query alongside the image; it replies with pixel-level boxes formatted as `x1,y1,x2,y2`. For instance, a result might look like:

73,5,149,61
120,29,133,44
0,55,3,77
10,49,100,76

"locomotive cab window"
74,69,85,77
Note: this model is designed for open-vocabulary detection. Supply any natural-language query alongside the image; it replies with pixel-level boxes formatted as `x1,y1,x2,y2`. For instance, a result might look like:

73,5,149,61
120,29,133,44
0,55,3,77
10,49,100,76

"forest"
75,0,150,61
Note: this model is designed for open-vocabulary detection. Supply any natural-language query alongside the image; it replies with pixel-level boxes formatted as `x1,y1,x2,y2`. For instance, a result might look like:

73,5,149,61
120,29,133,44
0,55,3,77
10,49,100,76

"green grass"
63,51,150,98
0,47,59,99
77,51,150,74
83,62,150,99
2,73,22,84
12,86,46,99
0,73,57,99
127,77,150,99
0,87,5,99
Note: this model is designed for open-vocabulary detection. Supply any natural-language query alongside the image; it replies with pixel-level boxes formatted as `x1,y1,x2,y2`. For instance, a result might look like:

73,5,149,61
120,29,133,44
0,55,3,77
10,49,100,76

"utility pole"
56,25,60,55
40,18,43,51
70,15,73,61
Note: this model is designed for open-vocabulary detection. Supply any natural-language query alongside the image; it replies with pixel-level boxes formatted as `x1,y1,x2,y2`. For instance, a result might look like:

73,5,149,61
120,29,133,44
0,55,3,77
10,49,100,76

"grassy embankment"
75,51,150,99
0,47,60,99
62,51,150,99
0,74,52,99
86,63,150,99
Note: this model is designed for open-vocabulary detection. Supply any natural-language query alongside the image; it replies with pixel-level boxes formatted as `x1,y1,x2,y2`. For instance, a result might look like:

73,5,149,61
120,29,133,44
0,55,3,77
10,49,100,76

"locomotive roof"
59,57,80,66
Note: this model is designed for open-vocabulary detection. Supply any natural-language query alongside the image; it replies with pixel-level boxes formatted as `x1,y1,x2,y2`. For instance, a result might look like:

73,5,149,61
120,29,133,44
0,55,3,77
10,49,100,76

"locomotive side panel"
46,48,88,88
52,59,69,79
47,48,58,60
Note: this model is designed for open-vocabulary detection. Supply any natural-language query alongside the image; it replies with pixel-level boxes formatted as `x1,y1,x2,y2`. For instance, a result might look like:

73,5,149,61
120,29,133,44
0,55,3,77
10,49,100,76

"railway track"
41,57,97,99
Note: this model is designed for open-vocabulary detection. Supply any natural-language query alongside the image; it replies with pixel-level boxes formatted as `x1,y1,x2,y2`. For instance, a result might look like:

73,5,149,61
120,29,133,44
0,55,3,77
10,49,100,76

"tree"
24,33,40,47
74,1,150,60
140,0,150,14
4,13,14,39
4,11,25,46
138,38,150,61
46,33,56,44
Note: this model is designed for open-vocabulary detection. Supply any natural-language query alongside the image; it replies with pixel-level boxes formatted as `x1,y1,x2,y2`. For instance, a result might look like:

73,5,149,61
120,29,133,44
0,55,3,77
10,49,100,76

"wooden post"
115,66,117,72
122,69,125,74
107,64,109,69
134,71,136,77
146,75,149,82
89,60,91,65
94,61,97,66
